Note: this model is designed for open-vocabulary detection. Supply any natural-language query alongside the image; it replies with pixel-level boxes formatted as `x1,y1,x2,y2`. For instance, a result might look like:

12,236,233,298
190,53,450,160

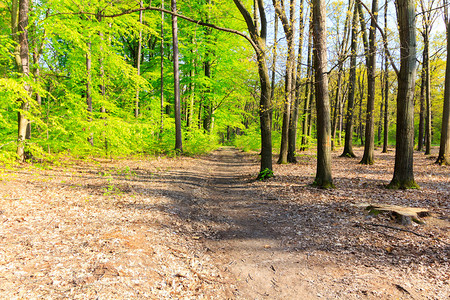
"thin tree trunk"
187,59,195,128
288,0,305,163
86,40,94,146
300,13,313,151
160,0,165,136
424,30,432,155
332,0,352,151
378,78,383,145
359,0,378,165
418,65,426,151
358,72,365,146
341,3,358,158
135,0,143,118
388,0,418,189
436,13,450,165
16,0,32,161
11,0,21,69
234,0,273,178
382,0,389,153
171,0,182,152
270,14,278,103
312,0,333,188
274,0,295,164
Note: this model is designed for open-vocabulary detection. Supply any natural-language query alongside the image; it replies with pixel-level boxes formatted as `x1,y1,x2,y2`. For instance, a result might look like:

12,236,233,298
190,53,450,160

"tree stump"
366,204,430,225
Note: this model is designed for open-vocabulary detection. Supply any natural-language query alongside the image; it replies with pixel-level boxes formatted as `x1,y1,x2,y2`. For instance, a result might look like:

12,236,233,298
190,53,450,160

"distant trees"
1,0,449,186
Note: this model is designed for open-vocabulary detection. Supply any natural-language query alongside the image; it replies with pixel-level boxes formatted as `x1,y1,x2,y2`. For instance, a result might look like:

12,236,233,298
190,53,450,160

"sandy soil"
0,146,448,299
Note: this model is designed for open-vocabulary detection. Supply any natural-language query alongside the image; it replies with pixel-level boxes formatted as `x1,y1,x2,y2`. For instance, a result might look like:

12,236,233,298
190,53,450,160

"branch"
356,0,399,76
46,5,258,52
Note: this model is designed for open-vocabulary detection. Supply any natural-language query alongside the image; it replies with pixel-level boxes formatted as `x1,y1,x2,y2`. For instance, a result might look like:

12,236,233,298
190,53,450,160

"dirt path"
193,148,318,299
160,147,449,299
0,147,448,299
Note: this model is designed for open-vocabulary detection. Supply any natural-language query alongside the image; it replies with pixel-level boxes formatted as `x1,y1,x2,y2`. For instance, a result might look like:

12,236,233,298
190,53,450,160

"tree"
233,0,273,178
359,0,378,165
16,0,31,161
312,0,333,188
134,0,143,118
160,0,165,136
381,0,389,153
418,0,438,155
172,0,182,152
273,0,296,164
436,1,450,165
341,2,358,158
288,0,306,163
387,0,419,189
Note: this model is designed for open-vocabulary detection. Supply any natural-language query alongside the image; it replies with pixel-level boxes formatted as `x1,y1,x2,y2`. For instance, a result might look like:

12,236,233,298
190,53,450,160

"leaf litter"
0,146,448,299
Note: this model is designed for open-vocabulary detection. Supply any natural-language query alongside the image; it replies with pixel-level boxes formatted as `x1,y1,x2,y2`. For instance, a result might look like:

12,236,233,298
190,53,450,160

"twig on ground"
355,222,450,245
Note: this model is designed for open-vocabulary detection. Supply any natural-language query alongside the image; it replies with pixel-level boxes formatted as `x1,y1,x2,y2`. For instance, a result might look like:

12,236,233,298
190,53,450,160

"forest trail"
179,147,319,299
164,147,449,299
0,147,448,298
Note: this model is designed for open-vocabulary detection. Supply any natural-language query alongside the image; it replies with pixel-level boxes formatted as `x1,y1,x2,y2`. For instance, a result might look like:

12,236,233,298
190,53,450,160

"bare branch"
46,5,258,52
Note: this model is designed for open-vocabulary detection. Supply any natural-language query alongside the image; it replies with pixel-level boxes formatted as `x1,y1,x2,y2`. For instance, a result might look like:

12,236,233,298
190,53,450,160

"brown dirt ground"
0,146,448,299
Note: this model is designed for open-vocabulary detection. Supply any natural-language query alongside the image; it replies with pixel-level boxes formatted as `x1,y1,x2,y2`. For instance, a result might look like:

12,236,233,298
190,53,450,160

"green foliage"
257,168,274,181
233,125,261,152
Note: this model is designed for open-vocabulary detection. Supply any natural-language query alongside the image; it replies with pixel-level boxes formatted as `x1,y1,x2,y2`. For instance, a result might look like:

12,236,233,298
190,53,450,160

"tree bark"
418,65,426,151
135,0,143,118
424,30,432,155
160,0,165,136
288,0,305,163
312,0,333,188
274,0,295,164
270,14,278,104
16,0,32,161
332,0,352,151
341,3,358,158
233,0,273,178
300,13,313,151
171,0,182,152
86,40,94,146
382,0,389,153
359,0,378,165
436,18,450,165
388,0,418,189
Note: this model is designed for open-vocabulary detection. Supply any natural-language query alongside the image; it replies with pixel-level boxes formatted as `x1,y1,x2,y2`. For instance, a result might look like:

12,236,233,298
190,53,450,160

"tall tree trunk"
382,0,389,153
171,0,182,152
300,14,313,151
358,72,365,146
16,0,31,161
160,0,165,136
270,14,278,103
187,57,195,128
203,0,214,132
86,40,94,146
359,0,378,165
424,30,432,155
341,3,358,158
274,0,295,164
418,65,426,151
135,0,143,118
312,0,333,188
233,0,273,178
11,0,21,69
436,14,450,165
331,0,352,151
388,0,418,189
288,0,305,163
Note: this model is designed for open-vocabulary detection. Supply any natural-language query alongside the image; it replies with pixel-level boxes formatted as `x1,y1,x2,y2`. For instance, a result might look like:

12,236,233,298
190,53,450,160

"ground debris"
0,146,448,299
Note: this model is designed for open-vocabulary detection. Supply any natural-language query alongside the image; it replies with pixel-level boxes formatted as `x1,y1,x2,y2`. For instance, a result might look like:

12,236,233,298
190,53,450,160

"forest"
0,0,449,298
1,0,449,184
